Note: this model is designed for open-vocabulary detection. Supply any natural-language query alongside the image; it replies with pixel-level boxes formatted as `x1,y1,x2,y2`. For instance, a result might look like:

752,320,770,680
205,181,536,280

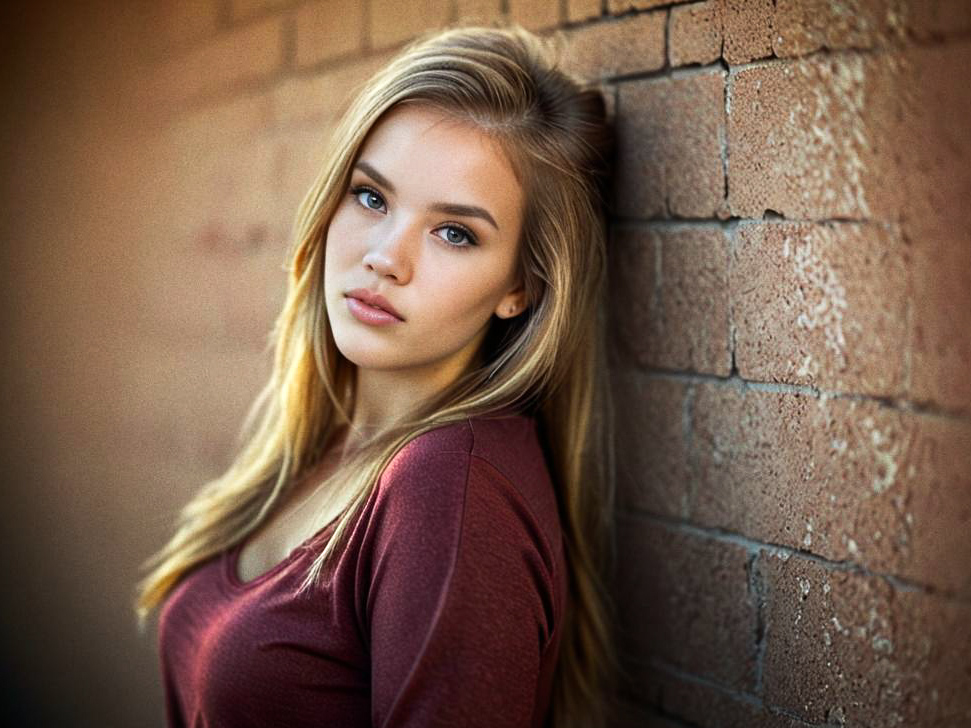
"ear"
494,282,528,319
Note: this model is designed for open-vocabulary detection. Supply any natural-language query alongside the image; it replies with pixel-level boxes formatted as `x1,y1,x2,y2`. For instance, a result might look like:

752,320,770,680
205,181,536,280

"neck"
349,353,476,439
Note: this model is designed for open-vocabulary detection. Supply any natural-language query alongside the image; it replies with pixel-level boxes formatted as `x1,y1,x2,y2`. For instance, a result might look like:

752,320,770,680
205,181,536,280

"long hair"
134,23,618,728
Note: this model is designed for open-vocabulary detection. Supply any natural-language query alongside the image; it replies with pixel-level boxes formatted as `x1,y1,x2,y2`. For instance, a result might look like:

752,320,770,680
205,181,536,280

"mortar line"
618,509,970,604
606,366,971,424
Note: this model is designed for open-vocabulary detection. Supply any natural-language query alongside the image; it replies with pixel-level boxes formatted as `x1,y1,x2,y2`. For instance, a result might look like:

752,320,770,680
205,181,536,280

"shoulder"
375,411,561,553
381,411,551,495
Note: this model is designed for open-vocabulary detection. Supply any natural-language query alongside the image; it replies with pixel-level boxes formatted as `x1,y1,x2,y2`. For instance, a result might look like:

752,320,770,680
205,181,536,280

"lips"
344,288,404,321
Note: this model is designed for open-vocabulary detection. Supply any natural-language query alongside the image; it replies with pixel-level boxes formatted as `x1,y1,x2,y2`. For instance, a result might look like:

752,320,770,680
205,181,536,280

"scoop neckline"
224,517,342,591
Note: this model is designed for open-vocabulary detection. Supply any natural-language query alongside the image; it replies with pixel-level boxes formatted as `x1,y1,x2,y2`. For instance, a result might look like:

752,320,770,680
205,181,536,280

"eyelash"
348,184,479,249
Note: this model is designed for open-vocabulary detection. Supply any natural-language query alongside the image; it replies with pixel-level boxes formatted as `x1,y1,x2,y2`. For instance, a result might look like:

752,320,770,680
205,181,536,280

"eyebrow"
353,160,500,232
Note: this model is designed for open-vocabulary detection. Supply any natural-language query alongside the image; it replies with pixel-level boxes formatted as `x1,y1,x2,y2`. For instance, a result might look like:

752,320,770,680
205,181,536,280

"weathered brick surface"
615,71,727,218
772,0,909,57
561,11,666,81
689,382,971,596
608,224,731,374
729,44,971,230
727,53,895,220
294,0,366,67
730,221,909,397
666,0,942,66
615,517,759,691
760,553,971,726
638,667,803,728
611,370,691,517
508,0,560,31
368,0,452,49
720,0,775,63
566,0,603,24
669,1,722,67
145,16,286,106
728,44,971,411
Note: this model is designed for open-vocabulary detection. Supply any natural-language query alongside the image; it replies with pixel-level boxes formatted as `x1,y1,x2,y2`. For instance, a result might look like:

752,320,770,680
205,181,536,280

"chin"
330,329,404,370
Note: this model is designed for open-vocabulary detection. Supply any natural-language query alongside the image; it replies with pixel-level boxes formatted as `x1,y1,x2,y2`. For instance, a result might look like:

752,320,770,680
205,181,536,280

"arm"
366,447,557,728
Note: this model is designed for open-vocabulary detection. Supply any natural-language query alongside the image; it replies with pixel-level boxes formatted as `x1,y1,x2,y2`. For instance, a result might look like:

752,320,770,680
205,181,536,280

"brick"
273,52,393,127
615,517,759,690
455,0,503,24
508,0,560,32
773,0,908,57
145,16,285,106
727,53,902,220
760,553,971,726
689,382,971,596
295,0,366,67
566,0,603,23
561,12,666,81
615,71,727,218
609,225,730,374
730,221,908,397
894,45,971,413
909,235,971,413
608,0,667,12
610,370,691,517
728,44,971,411
890,44,971,241
637,667,804,728
368,0,451,49
720,0,774,64
669,1,722,67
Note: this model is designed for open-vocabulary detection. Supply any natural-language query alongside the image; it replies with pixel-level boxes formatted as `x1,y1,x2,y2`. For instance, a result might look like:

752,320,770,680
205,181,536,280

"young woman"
135,23,617,728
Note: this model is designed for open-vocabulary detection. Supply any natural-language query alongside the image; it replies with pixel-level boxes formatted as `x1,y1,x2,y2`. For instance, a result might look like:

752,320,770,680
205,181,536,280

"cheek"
324,212,360,269
419,270,504,327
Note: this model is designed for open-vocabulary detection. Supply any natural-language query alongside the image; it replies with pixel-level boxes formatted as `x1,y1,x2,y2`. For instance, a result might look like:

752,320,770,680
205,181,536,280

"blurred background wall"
1,1,968,726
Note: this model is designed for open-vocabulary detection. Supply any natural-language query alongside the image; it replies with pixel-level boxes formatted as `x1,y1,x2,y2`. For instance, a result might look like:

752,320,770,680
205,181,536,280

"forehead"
354,104,524,230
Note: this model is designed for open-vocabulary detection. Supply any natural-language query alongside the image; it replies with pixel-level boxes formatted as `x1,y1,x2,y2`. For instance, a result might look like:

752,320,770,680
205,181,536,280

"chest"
159,532,371,727
235,452,350,584
234,485,349,584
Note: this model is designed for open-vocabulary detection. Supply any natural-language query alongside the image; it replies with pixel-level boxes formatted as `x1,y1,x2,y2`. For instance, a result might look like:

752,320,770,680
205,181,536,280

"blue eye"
437,225,478,249
350,185,385,212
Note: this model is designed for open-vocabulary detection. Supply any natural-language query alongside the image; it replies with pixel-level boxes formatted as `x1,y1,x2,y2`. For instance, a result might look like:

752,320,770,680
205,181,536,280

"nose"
362,220,415,284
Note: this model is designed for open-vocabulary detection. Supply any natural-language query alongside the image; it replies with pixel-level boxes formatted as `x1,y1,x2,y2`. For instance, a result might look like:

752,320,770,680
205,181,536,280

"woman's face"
323,103,526,380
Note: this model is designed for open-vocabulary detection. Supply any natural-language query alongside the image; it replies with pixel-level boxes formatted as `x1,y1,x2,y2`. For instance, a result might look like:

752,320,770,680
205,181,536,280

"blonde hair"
135,23,618,728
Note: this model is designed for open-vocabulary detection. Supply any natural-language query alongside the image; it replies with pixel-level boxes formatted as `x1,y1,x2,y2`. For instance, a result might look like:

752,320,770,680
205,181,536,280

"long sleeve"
365,443,560,728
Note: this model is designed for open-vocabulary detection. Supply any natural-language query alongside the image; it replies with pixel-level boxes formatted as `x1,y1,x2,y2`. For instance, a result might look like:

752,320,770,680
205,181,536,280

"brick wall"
600,1,971,726
3,1,968,726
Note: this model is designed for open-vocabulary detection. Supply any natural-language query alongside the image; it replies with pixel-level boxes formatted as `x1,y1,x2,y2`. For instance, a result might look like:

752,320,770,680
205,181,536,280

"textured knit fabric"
157,413,566,728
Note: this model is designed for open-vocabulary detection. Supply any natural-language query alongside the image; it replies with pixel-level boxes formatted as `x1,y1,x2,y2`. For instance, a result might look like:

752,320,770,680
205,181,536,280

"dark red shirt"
157,413,567,727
